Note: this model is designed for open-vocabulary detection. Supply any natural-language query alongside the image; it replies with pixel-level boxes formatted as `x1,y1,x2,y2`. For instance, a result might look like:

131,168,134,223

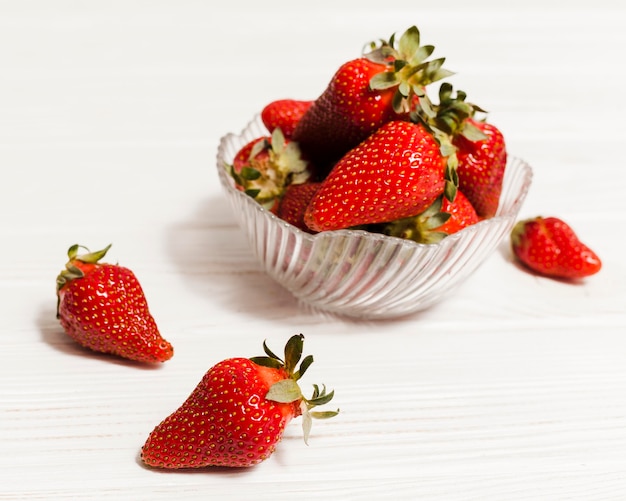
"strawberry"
510,216,602,279
277,182,322,233
417,83,507,218
227,127,313,212
454,117,507,218
56,244,173,363
292,26,453,176
141,334,338,468
304,120,447,232
381,190,479,243
261,99,313,139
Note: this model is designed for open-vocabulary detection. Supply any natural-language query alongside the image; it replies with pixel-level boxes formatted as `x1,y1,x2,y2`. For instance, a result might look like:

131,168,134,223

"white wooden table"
2,1,625,499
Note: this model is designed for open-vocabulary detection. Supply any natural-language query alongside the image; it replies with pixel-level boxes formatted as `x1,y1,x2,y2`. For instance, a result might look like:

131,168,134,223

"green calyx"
382,196,451,244
410,82,489,203
55,243,112,317
250,334,339,444
365,25,454,114
226,128,311,210
427,82,487,140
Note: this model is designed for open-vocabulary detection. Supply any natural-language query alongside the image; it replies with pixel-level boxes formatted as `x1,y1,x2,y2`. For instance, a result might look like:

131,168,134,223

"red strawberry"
277,182,322,233
304,120,447,232
421,83,507,218
293,26,452,175
227,128,313,212
141,334,338,468
56,244,173,363
382,190,480,243
454,117,507,218
510,216,602,279
261,99,313,139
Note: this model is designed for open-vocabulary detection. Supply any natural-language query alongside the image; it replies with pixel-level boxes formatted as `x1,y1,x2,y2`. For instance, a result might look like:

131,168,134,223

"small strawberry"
417,83,507,218
227,127,313,212
141,334,338,468
261,99,313,139
277,182,322,233
56,244,173,363
382,190,480,243
510,216,602,279
293,26,453,175
304,120,447,232
454,117,507,218
229,130,311,197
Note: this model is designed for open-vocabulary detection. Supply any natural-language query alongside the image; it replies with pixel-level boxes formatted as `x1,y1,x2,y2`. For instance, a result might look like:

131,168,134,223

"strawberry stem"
55,243,112,317
250,334,339,444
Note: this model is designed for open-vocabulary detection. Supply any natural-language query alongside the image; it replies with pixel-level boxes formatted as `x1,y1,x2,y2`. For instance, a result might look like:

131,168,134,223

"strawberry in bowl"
215,25,533,319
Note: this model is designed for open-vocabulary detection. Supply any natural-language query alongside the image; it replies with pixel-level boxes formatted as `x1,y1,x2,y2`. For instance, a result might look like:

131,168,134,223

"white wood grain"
1,1,625,499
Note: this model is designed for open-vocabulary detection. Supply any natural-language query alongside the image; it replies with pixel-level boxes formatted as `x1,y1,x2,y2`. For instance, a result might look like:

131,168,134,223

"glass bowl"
216,115,533,320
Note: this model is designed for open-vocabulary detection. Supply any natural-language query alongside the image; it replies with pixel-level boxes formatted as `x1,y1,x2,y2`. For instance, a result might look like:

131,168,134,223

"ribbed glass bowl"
216,115,533,319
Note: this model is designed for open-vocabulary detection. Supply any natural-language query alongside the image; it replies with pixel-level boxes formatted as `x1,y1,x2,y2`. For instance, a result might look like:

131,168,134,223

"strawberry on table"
382,190,480,243
293,25,453,175
510,216,602,279
227,127,313,212
56,244,173,363
304,120,447,232
261,99,313,139
141,334,338,468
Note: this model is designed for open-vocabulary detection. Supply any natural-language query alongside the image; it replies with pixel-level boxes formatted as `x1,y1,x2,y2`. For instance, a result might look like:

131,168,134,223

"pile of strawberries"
228,26,506,244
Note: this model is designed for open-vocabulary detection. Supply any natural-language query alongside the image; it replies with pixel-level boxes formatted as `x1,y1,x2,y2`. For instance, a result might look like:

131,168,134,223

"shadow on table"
36,306,164,370
163,195,430,326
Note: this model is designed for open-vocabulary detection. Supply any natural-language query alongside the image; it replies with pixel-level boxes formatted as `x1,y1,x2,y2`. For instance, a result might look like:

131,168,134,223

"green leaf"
392,91,405,113
75,244,112,264
398,81,410,98
439,142,457,158
444,179,458,202
310,409,340,419
308,388,335,407
301,406,312,445
413,44,434,65
294,354,314,381
398,25,420,60
269,127,286,156
249,138,268,160
424,212,451,231
266,379,302,403
369,71,399,91
240,167,261,181
244,189,261,199
461,122,488,142
249,356,283,369
67,244,80,260
284,334,304,374
393,59,407,72
261,339,282,361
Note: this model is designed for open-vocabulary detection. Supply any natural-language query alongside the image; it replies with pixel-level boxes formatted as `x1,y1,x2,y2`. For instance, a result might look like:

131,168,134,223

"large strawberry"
56,244,173,363
418,83,507,218
381,190,479,243
227,127,313,212
261,99,313,139
141,334,338,468
292,25,453,176
510,216,602,279
304,120,447,232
